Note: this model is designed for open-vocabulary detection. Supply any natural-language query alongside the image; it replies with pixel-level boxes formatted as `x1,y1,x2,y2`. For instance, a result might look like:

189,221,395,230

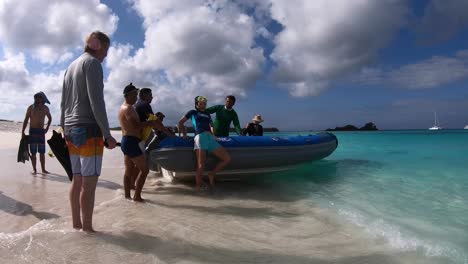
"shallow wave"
338,208,467,264
0,220,70,249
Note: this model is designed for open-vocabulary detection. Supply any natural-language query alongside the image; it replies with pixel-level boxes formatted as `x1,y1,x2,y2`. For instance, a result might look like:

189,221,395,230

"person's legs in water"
65,125,104,232
121,135,146,201
130,164,139,190
130,155,149,202
195,149,207,190
123,156,134,199
208,147,231,188
132,140,147,189
81,176,99,232
70,174,83,229
67,129,85,230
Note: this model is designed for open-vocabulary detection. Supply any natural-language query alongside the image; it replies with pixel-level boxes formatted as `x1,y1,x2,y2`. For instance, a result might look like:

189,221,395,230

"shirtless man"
118,83,173,202
21,92,52,174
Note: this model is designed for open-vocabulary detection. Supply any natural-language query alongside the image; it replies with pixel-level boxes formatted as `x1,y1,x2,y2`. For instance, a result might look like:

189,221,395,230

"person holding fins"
21,92,52,174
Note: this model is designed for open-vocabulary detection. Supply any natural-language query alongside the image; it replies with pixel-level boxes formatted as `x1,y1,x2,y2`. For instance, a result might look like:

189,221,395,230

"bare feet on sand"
82,227,97,233
155,180,164,186
133,197,145,203
41,170,49,174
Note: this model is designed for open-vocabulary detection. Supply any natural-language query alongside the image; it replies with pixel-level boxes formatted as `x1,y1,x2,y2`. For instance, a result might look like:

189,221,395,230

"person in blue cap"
21,91,52,174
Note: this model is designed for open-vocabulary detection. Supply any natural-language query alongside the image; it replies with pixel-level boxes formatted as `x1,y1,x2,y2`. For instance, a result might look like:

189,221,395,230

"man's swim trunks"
121,135,143,158
64,124,104,177
29,128,46,154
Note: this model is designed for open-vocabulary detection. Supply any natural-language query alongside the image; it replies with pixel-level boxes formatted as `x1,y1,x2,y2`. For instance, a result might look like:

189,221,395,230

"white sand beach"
0,121,440,263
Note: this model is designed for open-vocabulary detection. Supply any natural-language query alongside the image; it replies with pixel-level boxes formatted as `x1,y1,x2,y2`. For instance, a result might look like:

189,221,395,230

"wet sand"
0,123,440,263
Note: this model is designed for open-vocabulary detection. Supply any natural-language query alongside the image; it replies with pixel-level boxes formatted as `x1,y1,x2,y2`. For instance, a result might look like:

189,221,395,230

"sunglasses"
196,96,207,102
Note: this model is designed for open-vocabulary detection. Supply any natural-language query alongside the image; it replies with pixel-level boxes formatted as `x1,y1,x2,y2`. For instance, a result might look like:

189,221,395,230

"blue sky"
1,0,468,130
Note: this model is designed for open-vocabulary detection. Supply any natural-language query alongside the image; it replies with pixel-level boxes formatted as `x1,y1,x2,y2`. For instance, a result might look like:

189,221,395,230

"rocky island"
326,122,378,131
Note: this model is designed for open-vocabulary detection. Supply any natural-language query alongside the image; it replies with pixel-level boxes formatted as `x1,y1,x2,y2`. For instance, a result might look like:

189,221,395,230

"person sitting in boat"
243,115,264,136
154,112,175,141
144,111,177,159
206,95,242,137
178,96,231,191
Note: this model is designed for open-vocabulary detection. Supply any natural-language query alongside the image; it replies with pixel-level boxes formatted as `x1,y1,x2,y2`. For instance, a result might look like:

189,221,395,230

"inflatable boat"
148,133,338,180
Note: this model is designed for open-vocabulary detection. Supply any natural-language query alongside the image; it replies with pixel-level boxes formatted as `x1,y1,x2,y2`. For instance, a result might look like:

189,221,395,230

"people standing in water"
130,87,153,189
178,96,231,191
21,92,52,174
133,87,174,187
243,115,264,136
206,95,242,137
118,83,158,202
61,31,117,232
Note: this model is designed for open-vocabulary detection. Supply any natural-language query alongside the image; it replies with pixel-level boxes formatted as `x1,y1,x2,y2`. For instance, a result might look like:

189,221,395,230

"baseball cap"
123,83,139,96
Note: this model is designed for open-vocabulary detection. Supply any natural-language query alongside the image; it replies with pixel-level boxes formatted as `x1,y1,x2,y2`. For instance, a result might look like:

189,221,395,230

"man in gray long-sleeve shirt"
60,31,116,233
60,53,112,138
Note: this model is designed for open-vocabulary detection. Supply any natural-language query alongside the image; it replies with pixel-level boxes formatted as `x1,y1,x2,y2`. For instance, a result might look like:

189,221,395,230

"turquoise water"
263,130,468,264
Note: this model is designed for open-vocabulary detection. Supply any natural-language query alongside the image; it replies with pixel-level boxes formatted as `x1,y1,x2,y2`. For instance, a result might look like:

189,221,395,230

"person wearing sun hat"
21,91,52,174
178,96,231,191
243,114,264,136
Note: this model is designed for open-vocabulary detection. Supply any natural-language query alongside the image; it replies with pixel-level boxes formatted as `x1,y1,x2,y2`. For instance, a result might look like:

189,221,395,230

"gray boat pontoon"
148,133,338,180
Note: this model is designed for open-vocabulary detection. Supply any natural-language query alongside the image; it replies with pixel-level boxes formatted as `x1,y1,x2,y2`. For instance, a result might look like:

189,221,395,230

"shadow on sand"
146,200,300,219
97,230,399,264
0,191,59,220
150,159,383,203
40,173,121,190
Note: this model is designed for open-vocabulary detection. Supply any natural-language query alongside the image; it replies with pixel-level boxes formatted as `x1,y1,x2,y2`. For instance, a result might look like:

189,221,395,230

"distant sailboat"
429,112,442,130
464,125,468,130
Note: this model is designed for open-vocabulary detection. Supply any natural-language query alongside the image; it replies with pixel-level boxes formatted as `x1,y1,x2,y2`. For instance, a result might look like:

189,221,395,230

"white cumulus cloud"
0,0,118,64
389,53,468,89
0,49,64,122
103,0,265,125
268,0,408,96
354,50,468,89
